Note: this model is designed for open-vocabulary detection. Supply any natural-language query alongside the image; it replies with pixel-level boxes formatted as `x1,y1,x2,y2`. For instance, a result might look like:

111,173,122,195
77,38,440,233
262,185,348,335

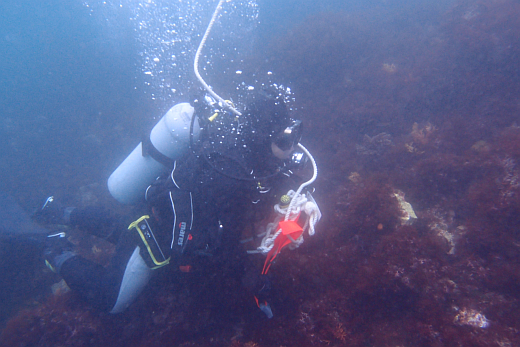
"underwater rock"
0,294,115,347
410,121,437,146
471,140,491,154
348,171,361,184
51,279,70,296
453,307,489,328
393,189,417,225
356,132,394,156
425,208,466,254
382,63,397,74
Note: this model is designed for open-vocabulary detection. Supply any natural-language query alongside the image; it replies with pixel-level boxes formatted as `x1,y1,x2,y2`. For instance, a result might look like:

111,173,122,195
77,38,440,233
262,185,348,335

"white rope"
253,226,282,255
284,143,318,220
248,144,321,255
194,0,242,116
304,193,321,237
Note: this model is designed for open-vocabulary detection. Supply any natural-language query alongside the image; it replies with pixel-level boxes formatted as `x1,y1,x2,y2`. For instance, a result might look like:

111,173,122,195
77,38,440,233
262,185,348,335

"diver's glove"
32,196,75,226
44,232,76,274
254,275,274,319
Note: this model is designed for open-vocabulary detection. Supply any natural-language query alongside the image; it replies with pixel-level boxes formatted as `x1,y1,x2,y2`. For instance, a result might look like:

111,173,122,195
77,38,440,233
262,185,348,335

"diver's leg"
33,197,123,243
57,231,153,313
69,206,125,242
59,256,120,311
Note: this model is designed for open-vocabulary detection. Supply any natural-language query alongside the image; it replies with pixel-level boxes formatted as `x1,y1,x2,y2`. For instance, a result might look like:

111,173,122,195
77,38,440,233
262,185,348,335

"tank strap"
142,134,174,168
128,215,170,269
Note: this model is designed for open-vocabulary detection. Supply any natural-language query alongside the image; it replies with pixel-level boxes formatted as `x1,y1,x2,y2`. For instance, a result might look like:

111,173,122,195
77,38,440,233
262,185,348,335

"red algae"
0,294,115,347
5,0,520,346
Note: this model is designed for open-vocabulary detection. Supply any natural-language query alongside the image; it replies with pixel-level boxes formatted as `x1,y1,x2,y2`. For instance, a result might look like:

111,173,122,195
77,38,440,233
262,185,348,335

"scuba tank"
108,103,200,205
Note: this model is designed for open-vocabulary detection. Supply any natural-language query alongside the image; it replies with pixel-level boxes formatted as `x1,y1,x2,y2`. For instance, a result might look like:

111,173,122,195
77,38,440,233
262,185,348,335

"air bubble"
83,0,259,103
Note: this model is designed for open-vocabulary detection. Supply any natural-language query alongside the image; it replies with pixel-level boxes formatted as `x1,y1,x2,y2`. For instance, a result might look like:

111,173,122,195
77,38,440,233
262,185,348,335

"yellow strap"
208,112,219,122
45,259,57,273
208,100,236,122
128,215,170,269
127,215,150,230
224,100,235,107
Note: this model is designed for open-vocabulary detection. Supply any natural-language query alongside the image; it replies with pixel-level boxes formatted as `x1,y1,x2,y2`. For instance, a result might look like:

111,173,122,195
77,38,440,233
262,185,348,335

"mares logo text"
178,222,187,246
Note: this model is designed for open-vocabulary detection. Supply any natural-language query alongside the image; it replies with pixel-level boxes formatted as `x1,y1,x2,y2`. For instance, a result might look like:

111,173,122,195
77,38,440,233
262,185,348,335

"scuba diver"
34,0,320,318
35,90,320,317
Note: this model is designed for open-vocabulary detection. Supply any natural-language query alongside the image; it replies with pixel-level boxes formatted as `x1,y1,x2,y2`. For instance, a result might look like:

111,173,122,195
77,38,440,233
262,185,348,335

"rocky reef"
3,0,520,346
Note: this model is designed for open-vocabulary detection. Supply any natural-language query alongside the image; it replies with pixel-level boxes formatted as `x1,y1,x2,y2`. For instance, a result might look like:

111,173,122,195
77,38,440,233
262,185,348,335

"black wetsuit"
57,94,300,312
59,147,291,312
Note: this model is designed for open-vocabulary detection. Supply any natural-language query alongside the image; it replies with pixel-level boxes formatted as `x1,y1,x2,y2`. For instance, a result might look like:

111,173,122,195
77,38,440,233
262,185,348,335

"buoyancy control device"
108,103,200,204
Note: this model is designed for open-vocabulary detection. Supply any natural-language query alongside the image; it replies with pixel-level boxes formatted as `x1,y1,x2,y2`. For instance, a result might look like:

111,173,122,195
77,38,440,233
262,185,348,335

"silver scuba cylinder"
108,103,200,205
